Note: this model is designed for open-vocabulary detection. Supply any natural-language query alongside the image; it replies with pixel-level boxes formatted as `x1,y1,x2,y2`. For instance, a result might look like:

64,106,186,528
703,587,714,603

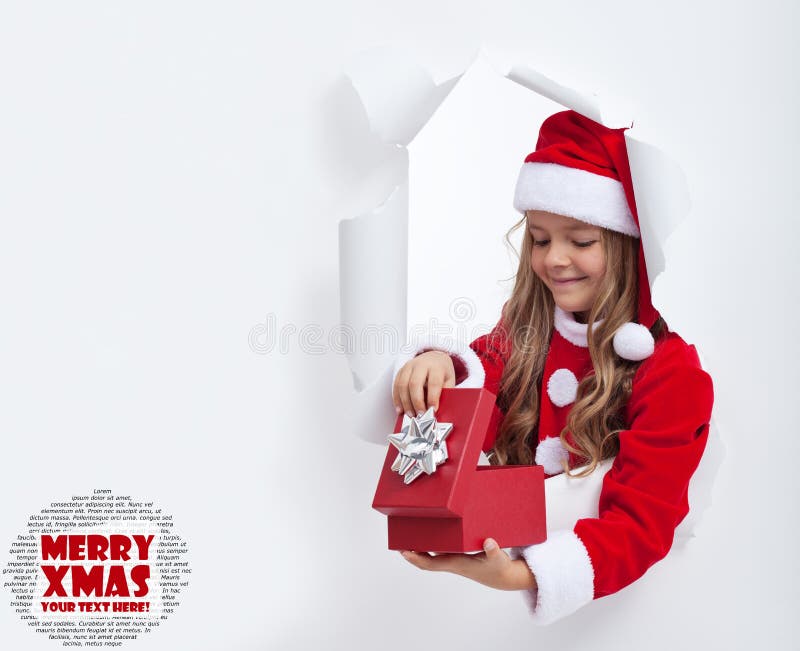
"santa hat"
513,110,658,362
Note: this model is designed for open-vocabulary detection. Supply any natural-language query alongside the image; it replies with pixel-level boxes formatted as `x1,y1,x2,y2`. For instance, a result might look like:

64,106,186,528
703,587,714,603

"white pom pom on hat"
613,322,655,361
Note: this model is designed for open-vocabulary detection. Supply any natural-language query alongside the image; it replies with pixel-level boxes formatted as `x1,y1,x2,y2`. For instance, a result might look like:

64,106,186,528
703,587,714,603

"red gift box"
372,388,546,552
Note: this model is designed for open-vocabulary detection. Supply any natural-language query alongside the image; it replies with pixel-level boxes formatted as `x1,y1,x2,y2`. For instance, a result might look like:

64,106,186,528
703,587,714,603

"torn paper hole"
541,419,724,544
675,419,724,540
338,47,462,403
338,47,723,540
339,49,691,394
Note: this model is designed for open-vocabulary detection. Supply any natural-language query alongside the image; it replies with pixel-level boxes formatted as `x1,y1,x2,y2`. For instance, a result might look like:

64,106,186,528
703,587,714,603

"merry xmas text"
40,534,153,598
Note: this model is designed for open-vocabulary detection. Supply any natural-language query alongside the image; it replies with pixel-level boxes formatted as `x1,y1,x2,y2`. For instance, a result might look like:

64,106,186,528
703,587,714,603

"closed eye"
532,239,549,247
574,240,597,248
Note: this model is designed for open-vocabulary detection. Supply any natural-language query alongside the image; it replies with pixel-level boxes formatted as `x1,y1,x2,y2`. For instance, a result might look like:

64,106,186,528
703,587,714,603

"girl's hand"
392,350,456,417
399,538,537,591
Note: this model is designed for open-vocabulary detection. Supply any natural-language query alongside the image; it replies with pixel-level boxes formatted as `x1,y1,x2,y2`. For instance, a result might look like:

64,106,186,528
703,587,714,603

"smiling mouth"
551,277,587,285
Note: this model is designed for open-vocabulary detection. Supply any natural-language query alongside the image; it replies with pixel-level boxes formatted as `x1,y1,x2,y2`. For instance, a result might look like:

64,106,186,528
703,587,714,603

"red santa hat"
513,110,658,361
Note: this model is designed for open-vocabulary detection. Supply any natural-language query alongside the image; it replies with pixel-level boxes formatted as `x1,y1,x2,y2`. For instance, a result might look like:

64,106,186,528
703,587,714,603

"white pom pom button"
535,436,569,475
547,368,579,407
613,322,655,361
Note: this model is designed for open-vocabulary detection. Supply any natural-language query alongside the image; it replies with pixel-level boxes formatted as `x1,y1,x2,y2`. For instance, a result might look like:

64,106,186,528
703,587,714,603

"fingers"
399,550,490,582
393,363,431,417
407,365,428,415
482,538,501,559
428,352,456,411
391,352,456,417
392,365,408,415
399,550,431,570
399,551,458,573
393,364,415,417
426,367,445,413
398,540,518,590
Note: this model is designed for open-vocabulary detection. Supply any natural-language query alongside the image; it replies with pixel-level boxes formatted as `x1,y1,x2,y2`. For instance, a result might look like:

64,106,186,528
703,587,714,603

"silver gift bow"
388,407,453,485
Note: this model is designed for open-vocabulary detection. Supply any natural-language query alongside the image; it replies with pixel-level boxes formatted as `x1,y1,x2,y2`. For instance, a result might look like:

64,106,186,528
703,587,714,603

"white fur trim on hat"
612,322,655,361
535,436,569,475
514,162,640,238
392,336,485,389
547,368,579,407
511,530,595,625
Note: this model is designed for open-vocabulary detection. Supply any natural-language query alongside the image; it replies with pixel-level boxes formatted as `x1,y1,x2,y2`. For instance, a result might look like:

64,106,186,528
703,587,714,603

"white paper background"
1,2,797,649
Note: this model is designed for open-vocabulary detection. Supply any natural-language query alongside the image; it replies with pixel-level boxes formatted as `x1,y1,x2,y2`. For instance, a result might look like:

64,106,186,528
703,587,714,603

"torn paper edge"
338,184,408,393
338,47,724,544
339,47,463,402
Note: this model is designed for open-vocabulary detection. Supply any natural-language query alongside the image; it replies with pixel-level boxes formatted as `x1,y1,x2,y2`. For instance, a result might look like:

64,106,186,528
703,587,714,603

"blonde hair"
490,215,664,475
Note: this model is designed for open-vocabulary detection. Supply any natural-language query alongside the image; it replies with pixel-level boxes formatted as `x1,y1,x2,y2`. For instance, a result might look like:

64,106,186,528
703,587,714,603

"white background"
1,2,797,649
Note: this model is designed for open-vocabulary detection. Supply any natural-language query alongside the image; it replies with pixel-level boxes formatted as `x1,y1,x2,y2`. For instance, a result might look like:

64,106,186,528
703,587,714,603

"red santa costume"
393,110,714,624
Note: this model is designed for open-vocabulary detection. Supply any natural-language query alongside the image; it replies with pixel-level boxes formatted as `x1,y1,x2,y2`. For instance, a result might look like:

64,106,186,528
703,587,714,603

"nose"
544,240,570,269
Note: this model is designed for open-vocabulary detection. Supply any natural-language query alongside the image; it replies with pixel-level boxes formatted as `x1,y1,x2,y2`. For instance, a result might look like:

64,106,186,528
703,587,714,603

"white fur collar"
553,307,603,348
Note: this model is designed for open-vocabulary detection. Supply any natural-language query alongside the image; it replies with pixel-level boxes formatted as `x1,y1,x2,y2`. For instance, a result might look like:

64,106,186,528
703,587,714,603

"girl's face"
527,210,607,320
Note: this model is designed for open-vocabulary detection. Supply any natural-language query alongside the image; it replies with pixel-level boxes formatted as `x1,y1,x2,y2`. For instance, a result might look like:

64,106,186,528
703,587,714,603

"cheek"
594,261,607,282
586,252,607,281
530,250,546,280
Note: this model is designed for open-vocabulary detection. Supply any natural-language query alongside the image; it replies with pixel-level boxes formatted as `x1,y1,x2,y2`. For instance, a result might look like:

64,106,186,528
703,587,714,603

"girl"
391,110,714,624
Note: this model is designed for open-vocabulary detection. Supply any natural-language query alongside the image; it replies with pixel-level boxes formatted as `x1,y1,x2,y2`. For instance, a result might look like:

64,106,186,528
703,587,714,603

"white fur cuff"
392,336,486,389
515,530,595,625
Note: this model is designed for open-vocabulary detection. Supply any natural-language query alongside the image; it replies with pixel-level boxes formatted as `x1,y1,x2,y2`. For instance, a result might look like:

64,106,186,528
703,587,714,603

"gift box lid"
372,388,497,518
